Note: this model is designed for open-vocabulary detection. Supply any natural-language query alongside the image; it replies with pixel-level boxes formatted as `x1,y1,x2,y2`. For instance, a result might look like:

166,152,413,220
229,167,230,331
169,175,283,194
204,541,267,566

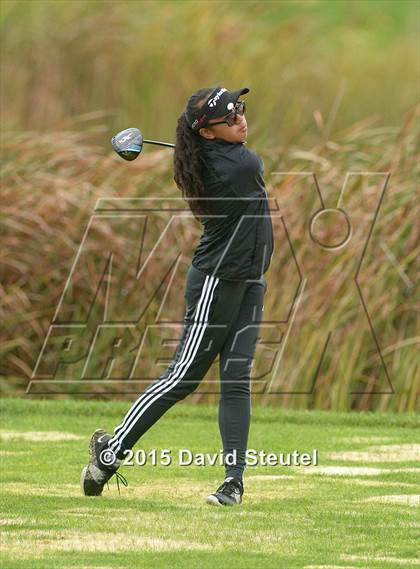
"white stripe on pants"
108,274,219,455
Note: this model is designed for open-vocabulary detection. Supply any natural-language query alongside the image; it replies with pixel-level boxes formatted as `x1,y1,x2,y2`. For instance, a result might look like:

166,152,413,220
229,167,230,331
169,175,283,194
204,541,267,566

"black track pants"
108,264,266,479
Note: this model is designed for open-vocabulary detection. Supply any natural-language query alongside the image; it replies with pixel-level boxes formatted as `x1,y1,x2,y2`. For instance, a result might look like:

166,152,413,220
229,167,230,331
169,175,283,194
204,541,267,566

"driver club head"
111,127,143,161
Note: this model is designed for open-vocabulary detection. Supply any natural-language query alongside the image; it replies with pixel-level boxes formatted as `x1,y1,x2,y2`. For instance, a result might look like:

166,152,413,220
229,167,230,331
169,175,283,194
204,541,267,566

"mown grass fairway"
0,398,418,568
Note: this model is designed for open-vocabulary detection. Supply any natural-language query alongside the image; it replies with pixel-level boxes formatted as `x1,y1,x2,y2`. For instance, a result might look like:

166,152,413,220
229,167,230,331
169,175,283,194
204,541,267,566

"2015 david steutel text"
122,448,318,467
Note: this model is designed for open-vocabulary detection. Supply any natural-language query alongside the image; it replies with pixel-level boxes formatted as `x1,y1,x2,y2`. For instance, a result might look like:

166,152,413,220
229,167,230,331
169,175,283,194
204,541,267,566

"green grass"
0,398,418,568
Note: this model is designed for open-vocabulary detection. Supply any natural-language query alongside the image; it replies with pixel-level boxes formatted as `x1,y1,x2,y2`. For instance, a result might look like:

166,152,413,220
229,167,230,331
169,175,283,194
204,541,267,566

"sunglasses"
206,101,246,127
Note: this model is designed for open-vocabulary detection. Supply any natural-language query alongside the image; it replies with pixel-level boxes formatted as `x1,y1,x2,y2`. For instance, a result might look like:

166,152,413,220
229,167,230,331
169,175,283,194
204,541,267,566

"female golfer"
81,86,274,506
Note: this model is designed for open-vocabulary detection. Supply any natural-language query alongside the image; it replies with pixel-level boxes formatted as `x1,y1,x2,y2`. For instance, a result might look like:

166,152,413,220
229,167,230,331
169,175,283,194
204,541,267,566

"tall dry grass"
1,107,418,410
1,0,418,409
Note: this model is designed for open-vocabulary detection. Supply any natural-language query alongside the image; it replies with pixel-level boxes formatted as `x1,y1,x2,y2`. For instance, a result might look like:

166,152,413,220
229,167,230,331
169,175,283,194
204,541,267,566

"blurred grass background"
1,0,418,145
0,0,418,410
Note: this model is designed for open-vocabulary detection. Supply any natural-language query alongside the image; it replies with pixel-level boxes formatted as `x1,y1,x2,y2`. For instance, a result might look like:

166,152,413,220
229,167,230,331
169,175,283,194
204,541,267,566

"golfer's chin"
238,128,248,142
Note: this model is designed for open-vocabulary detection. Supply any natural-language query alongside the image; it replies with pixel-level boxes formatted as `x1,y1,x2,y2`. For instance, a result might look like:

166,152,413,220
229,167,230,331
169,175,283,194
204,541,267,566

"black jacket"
191,137,274,280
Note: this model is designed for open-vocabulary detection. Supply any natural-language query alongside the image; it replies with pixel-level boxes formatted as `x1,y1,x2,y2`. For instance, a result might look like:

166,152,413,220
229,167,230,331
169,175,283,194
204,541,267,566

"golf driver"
111,127,175,161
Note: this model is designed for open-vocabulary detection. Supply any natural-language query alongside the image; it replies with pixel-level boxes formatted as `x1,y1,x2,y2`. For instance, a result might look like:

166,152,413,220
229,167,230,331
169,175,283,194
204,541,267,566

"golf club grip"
143,139,175,148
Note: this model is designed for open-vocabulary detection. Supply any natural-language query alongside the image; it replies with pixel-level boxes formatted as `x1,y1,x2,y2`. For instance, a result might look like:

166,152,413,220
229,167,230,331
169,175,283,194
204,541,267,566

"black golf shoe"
80,429,128,496
206,476,244,506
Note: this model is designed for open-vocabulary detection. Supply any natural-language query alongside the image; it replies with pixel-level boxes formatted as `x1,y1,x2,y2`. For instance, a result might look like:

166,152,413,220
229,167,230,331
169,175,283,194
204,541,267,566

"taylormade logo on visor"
208,88,227,107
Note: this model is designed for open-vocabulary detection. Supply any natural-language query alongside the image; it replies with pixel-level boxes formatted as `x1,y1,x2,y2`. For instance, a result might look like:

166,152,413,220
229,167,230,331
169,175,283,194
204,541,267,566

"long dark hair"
173,87,215,220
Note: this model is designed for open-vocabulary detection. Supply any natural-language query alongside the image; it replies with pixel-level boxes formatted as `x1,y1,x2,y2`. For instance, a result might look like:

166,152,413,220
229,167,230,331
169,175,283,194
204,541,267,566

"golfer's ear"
198,128,215,140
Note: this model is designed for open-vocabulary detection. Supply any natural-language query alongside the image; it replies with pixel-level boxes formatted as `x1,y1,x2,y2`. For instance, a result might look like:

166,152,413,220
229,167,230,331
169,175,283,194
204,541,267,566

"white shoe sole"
206,494,223,506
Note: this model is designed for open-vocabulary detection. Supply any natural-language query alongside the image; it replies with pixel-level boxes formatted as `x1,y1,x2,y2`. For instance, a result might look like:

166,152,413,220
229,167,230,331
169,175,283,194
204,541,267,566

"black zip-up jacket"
191,137,274,280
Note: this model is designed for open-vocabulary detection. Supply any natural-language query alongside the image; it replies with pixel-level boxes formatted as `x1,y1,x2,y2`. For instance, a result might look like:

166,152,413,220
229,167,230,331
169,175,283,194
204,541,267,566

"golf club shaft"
143,139,175,148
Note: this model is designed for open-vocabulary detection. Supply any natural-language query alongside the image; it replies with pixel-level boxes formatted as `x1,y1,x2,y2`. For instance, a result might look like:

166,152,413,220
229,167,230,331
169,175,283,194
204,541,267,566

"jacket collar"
199,137,244,150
